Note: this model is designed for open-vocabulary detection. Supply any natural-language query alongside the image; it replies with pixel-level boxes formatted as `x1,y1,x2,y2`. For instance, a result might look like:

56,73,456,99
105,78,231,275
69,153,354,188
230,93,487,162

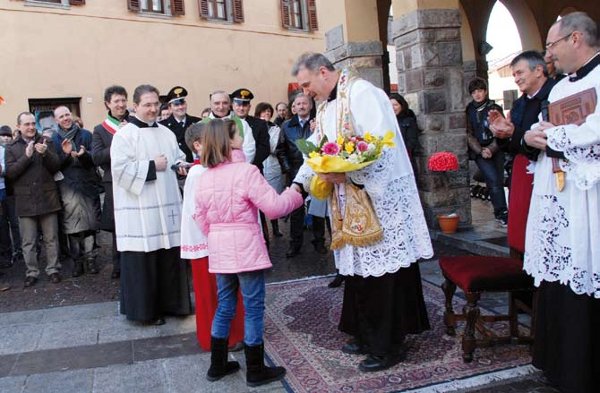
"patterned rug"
263,276,533,393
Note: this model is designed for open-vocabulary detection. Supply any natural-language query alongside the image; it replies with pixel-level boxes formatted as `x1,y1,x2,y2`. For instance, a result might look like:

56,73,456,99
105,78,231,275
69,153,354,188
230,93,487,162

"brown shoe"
49,273,61,284
24,276,38,287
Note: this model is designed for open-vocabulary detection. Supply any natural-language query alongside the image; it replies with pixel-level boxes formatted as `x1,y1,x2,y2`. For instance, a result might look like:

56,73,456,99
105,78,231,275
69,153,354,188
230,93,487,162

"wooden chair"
439,247,535,362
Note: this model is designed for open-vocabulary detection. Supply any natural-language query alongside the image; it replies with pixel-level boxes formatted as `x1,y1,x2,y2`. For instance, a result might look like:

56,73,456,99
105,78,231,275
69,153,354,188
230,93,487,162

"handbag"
329,183,383,250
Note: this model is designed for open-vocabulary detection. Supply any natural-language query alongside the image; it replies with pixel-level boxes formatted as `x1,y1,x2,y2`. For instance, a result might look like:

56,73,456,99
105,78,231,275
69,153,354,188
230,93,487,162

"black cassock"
120,247,192,322
338,263,430,356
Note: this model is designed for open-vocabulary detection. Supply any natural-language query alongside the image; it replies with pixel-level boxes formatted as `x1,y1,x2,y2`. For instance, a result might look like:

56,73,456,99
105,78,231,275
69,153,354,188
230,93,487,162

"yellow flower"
345,141,355,154
309,151,320,158
336,136,344,145
363,132,375,143
382,130,396,147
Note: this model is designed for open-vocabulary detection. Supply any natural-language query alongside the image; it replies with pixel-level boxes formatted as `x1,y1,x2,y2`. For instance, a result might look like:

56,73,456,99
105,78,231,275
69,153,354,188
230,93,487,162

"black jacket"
507,78,557,160
5,136,62,217
160,114,201,162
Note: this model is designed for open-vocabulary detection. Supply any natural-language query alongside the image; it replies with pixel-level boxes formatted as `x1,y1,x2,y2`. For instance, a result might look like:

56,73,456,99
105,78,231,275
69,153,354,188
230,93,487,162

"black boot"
86,257,99,274
72,259,84,277
206,336,240,382
245,343,286,387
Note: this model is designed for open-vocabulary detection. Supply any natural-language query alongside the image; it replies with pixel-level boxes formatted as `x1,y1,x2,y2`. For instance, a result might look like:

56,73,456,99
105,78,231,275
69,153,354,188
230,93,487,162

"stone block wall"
393,9,472,228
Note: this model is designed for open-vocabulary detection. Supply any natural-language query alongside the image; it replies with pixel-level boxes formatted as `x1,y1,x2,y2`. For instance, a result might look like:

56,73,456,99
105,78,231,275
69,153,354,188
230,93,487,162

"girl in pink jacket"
194,119,303,387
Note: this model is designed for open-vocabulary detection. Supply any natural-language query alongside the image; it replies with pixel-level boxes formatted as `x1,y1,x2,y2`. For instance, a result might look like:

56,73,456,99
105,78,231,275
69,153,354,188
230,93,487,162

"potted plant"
428,151,460,233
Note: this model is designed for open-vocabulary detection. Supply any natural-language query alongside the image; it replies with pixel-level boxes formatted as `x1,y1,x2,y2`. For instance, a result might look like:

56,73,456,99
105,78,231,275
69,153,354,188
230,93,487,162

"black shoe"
111,270,120,279
341,340,368,355
24,276,38,287
49,273,61,284
313,243,328,254
328,274,345,288
285,246,301,258
496,211,508,228
273,230,283,237
148,318,165,326
358,352,405,372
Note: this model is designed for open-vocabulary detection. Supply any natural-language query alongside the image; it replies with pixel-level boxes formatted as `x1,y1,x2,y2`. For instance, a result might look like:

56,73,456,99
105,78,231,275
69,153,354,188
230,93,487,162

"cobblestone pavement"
0,213,558,392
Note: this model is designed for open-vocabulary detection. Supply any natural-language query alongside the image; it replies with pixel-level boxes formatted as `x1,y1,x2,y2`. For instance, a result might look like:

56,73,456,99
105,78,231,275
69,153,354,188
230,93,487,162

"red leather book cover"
549,87,597,126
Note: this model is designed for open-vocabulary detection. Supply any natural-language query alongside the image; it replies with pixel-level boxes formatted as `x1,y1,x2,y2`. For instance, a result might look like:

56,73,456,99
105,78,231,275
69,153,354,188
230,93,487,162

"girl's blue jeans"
211,270,265,346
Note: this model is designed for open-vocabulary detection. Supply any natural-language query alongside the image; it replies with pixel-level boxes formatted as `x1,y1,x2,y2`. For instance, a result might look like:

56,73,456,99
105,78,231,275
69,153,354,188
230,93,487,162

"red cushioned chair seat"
439,256,533,293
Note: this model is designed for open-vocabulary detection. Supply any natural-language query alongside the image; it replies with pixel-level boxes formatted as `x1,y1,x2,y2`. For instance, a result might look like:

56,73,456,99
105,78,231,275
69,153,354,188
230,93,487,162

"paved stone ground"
0,199,558,392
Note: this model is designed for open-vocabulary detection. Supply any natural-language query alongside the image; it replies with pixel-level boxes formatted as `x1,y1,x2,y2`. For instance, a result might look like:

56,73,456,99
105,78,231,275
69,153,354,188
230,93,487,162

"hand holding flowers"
296,131,396,198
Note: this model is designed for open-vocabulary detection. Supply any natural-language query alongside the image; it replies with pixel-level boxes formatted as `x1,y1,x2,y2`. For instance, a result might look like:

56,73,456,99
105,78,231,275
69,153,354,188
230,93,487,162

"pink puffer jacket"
194,149,303,273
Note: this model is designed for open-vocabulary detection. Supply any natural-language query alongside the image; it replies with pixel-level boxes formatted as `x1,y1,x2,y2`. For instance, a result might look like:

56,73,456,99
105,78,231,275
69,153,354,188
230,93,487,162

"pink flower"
321,142,341,155
356,141,369,152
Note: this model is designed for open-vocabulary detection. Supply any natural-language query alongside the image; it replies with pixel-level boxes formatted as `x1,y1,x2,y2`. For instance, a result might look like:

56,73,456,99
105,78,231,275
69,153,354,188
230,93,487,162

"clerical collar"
327,85,338,102
568,52,600,82
130,116,158,128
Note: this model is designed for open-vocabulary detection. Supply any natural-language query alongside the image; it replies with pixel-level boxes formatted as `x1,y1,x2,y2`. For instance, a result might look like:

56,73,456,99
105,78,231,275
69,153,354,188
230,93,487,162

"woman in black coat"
389,93,419,159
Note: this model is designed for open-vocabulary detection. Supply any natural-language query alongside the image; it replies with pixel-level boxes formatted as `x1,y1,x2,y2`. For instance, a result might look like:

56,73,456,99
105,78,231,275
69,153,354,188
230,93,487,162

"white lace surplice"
295,79,433,277
524,66,600,298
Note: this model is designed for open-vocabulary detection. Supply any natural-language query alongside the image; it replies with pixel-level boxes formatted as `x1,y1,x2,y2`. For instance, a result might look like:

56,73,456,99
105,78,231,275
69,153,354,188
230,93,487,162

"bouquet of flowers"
297,131,396,199
427,151,459,172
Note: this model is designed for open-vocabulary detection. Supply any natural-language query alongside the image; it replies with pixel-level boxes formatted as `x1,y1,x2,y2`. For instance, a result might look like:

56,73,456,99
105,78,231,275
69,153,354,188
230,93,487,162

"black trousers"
339,263,430,356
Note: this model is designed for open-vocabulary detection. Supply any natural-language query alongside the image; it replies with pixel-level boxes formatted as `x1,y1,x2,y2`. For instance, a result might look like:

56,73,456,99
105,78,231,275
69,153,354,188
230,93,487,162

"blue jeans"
475,152,507,217
212,270,265,346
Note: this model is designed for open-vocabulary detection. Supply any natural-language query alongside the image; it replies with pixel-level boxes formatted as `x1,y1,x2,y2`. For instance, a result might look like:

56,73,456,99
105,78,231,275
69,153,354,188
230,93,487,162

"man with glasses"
523,12,600,393
160,86,200,163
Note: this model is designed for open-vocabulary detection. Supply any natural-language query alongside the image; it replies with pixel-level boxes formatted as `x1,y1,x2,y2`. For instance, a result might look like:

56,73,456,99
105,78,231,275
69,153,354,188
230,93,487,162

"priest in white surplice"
523,12,600,393
111,84,192,325
291,53,433,373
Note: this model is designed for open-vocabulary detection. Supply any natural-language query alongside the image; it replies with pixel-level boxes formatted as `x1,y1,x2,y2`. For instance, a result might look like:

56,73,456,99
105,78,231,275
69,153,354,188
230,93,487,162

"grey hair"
510,50,547,74
291,52,335,76
555,12,598,47
292,93,313,108
209,90,230,102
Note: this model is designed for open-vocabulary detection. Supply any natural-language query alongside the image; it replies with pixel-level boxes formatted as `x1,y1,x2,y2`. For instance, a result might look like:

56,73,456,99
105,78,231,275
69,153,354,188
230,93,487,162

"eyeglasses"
545,32,572,49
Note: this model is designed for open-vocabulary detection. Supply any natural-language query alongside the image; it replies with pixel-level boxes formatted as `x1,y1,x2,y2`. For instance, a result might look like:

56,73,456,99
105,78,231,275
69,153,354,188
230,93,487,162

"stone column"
392,9,472,228
325,24,384,88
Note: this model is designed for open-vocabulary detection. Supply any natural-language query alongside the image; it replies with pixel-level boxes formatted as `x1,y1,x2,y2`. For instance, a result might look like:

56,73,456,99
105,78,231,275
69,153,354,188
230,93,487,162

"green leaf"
317,135,328,149
295,138,318,156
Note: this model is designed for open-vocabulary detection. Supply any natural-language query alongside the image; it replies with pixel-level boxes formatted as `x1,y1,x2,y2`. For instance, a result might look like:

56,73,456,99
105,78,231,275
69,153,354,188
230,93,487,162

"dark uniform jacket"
5,136,61,217
244,115,271,172
160,114,201,162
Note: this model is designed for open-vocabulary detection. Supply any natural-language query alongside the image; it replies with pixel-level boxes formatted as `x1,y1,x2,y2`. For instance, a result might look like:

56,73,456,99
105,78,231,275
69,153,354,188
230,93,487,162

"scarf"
57,124,79,151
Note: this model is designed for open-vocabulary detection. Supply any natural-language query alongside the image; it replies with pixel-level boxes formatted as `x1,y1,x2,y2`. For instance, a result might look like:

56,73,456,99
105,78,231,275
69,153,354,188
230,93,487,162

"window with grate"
24,0,86,5
281,0,317,32
199,0,243,23
127,0,185,16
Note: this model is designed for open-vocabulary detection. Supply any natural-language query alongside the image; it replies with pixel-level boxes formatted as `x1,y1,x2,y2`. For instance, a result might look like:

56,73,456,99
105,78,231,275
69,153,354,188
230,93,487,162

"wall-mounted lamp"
479,41,493,56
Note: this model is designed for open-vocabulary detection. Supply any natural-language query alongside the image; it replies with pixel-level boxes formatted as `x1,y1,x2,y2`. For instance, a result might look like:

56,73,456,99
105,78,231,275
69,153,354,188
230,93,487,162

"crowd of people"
0,11,598,392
